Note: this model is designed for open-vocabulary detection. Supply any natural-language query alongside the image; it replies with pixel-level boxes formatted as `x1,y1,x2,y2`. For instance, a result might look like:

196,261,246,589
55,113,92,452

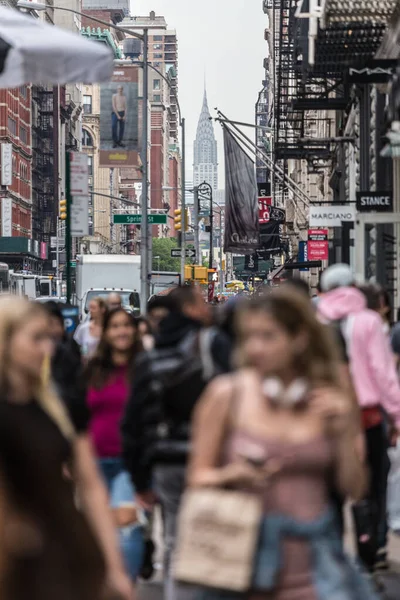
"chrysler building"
193,90,218,193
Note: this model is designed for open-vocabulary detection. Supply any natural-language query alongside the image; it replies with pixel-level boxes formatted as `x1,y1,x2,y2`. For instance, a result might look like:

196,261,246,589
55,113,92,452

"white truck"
75,254,141,318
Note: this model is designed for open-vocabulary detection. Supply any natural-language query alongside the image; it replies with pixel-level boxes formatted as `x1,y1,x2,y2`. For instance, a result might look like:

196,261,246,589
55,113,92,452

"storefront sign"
356,191,393,213
349,60,397,84
308,228,328,261
309,205,355,227
258,197,272,223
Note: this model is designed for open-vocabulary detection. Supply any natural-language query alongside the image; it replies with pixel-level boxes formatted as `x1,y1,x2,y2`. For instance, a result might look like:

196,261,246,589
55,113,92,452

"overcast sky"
131,0,267,186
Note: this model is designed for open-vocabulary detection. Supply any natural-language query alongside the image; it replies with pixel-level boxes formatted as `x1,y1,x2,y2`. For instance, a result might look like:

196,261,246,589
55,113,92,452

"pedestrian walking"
74,297,107,359
85,308,145,583
122,284,231,600
107,292,123,311
183,289,373,600
146,294,174,334
318,264,400,571
0,297,131,600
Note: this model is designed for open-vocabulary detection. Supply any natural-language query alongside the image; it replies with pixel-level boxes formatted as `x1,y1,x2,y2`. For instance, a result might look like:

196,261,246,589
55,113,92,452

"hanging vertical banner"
1,197,12,236
223,127,260,254
99,65,140,168
298,240,309,271
1,143,12,186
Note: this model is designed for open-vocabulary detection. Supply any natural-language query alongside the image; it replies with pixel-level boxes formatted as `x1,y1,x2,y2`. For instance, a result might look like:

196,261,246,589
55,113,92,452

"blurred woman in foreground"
85,308,145,582
189,289,370,599
0,297,131,600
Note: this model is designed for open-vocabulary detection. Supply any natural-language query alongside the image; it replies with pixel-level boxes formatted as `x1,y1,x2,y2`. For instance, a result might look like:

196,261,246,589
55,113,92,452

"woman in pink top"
86,308,144,584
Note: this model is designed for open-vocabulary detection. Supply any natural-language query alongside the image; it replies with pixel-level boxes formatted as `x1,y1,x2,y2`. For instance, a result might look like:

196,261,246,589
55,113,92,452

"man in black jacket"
122,285,231,600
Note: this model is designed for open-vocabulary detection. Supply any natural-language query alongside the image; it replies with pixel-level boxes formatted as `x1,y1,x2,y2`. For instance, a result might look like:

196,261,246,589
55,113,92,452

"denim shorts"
98,457,145,580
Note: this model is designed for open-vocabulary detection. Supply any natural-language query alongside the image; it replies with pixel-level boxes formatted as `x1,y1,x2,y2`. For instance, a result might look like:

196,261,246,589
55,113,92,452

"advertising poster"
307,229,328,261
99,66,140,168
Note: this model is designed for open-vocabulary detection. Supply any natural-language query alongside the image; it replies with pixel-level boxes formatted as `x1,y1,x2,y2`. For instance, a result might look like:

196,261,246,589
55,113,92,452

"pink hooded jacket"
318,287,400,428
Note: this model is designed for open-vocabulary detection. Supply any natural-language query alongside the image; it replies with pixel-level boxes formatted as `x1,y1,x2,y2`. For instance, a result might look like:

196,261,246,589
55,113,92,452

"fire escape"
31,86,55,245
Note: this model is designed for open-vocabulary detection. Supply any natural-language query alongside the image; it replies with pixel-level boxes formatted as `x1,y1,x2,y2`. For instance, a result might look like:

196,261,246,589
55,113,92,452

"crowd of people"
0,266,399,600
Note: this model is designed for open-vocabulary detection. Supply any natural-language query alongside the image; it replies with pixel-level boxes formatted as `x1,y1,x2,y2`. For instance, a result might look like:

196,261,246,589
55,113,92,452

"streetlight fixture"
16,0,165,313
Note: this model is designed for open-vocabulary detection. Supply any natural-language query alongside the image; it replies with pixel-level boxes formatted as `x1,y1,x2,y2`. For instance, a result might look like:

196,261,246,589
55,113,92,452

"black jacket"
122,313,231,492
52,337,90,433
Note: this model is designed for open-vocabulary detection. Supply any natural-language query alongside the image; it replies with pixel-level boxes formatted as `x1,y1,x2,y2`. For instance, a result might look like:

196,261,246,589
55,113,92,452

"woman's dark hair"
135,316,151,336
43,300,64,328
358,284,381,311
147,294,174,314
86,308,141,389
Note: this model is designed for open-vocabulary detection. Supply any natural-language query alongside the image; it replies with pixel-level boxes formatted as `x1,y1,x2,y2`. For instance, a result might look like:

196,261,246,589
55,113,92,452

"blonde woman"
188,289,371,600
0,297,132,600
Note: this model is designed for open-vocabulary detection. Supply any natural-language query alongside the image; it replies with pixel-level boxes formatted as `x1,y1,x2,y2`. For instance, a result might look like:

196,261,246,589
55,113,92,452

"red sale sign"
307,241,329,260
258,197,272,223
307,229,328,260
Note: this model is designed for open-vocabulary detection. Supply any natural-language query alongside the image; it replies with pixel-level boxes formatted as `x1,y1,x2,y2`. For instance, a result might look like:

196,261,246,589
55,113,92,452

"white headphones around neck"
262,377,309,408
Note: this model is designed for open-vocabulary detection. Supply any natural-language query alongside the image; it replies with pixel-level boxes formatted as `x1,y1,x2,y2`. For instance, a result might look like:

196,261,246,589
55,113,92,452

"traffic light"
174,208,182,231
59,198,67,220
185,208,190,232
184,265,193,281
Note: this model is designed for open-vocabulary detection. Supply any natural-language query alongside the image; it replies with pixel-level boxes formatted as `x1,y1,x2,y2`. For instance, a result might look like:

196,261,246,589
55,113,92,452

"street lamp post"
197,181,213,269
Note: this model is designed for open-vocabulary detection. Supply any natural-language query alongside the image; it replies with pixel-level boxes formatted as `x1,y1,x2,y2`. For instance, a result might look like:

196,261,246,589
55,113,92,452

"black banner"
223,127,260,254
260,221,281,253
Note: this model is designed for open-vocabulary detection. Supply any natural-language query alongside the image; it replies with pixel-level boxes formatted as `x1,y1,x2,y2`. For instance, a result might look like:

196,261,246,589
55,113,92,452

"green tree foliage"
152,237,180,272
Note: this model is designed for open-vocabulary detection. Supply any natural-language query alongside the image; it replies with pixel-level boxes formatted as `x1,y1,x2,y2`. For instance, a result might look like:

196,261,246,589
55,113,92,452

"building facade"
0,86,35,270
193,90,218,194
120,12,181,240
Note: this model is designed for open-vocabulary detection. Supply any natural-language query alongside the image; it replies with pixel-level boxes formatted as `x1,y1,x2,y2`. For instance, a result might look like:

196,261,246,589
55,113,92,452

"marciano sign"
309,205,356,227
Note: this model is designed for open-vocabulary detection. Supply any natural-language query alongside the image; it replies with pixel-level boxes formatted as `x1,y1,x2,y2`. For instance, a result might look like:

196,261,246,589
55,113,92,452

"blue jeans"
99,457,144,580
111,111,125,144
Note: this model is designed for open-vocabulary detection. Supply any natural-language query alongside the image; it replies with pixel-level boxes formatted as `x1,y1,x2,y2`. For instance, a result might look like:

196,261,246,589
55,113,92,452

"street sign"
170,247,196,259
71,196,89,236
113,214,167,225
70,260,76,268
50,236,65,248
69,152,88,196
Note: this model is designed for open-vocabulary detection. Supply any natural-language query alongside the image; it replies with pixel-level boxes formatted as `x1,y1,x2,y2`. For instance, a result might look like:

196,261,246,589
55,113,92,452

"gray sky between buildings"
131,0,267,186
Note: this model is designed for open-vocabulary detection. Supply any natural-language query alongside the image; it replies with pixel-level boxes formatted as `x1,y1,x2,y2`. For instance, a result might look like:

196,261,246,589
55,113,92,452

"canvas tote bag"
174,485,262,591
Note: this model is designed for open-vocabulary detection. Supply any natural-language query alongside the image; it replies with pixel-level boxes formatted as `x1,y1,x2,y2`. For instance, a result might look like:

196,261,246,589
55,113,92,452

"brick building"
0,86,38,270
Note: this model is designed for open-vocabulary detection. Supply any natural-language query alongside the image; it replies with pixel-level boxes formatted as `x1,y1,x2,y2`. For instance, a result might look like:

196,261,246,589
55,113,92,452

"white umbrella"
0,6,114,87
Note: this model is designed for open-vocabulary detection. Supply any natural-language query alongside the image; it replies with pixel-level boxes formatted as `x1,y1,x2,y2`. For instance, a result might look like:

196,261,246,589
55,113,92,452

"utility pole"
209,194,214,270
193,186,200,264
180,117,186,284
65,153,72,304
140,28,149,311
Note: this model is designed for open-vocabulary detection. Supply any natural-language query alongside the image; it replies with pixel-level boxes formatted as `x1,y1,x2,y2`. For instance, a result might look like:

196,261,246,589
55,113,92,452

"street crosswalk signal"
59,198,67,220
174,208,182,231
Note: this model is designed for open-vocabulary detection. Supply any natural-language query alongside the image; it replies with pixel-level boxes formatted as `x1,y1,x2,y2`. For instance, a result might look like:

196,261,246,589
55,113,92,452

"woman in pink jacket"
318,263,400,572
